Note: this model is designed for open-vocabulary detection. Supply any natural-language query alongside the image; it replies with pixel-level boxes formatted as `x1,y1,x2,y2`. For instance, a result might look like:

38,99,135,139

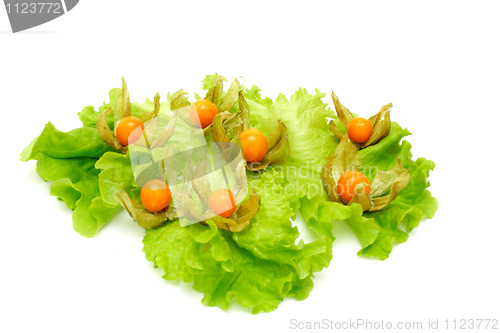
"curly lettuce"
143,171,317,313
21,75,438,314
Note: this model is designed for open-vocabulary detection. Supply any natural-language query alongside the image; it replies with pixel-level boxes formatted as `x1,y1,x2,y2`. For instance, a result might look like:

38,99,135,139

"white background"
1,1,499,332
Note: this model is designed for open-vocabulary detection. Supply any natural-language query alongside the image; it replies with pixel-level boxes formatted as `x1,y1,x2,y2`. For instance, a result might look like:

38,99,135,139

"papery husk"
133,118,157,148
321,136,360,203
369,158,405,197
96,107,125,151
116,190,176,229
328,90,353,141
134,161,163,188
135,109,179,149
362,103,392,148
329,135,360,182
348,158,411,212
237,90,251,132
368,160,410,211
321,155,341,203
212,111,233,159
206,190,260,232
205,75,226,104
329,121,345,142
223,111,244,137
140,92,161,123
221,91,249,137
218,78,241,112
212,112,232,144
150,112,178,148
204,78,243,136
114,78,131,129
181,192,207,222
246,120,290,171
178,158,209,222
191,156,211,208
348,183,372,211
170,89,190,111
232,158,247,199
329,90,392,148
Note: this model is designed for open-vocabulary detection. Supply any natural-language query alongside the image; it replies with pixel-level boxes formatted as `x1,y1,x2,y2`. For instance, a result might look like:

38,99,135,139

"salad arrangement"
21,74,437,313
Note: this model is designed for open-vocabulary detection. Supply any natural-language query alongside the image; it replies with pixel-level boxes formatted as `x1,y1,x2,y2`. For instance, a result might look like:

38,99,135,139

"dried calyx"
329,91,392,148
112,80,261,231
321,136,410,212
116,155,259,232
183,155,260,232
204,191,260,232
116,190,177,229
96,78,161,153
195,76,290,170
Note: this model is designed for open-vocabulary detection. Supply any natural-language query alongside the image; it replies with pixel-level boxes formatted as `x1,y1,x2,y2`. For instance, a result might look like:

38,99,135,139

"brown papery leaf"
140,92,161,123
223,111,244,138
205,76,226,104
181,182,208,222
234,190,260,224
114,78,132,129
329,121,345,142
134,162,163,188
207,216,237,231
330,135,361,183
151,112,178,148
97,107,123,151
191,156,211,208
369,158,405,197
218,78,240,112
133,118,157,148
321,135,360,203
206,191,260,232
331,91,354,129
348,182,372,211
170,89,190,111
321,155,341,203
362,103,392,148
212,112,233,157
329,91,393,149
116,190,176,229
369,162,411,211
246,120,290,171
237,90,251,131
222,91,250,137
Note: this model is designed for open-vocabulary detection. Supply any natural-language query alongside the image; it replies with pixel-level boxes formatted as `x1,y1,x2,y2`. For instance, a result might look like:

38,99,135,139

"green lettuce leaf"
34,153,120,237
21,118,127,237
22,76,438,314
234,169,334,279
78,88,121,127
21,87,171,237
242,82,437,261
95,151,135,206
21,122,112,161
354,137,438,259
244,87,338,203
143,219,315,314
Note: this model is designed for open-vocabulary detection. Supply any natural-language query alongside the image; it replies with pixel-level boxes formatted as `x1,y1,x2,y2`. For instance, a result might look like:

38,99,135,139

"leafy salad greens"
21,74,438,313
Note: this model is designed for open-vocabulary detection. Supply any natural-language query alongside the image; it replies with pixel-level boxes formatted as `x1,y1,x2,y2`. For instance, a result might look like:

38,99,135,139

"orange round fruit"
208,188,237,218
140,179,172,212
347,117,373,143
189,99,219,129
336,170,371,202
116,116,145,146
238,128,268,162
